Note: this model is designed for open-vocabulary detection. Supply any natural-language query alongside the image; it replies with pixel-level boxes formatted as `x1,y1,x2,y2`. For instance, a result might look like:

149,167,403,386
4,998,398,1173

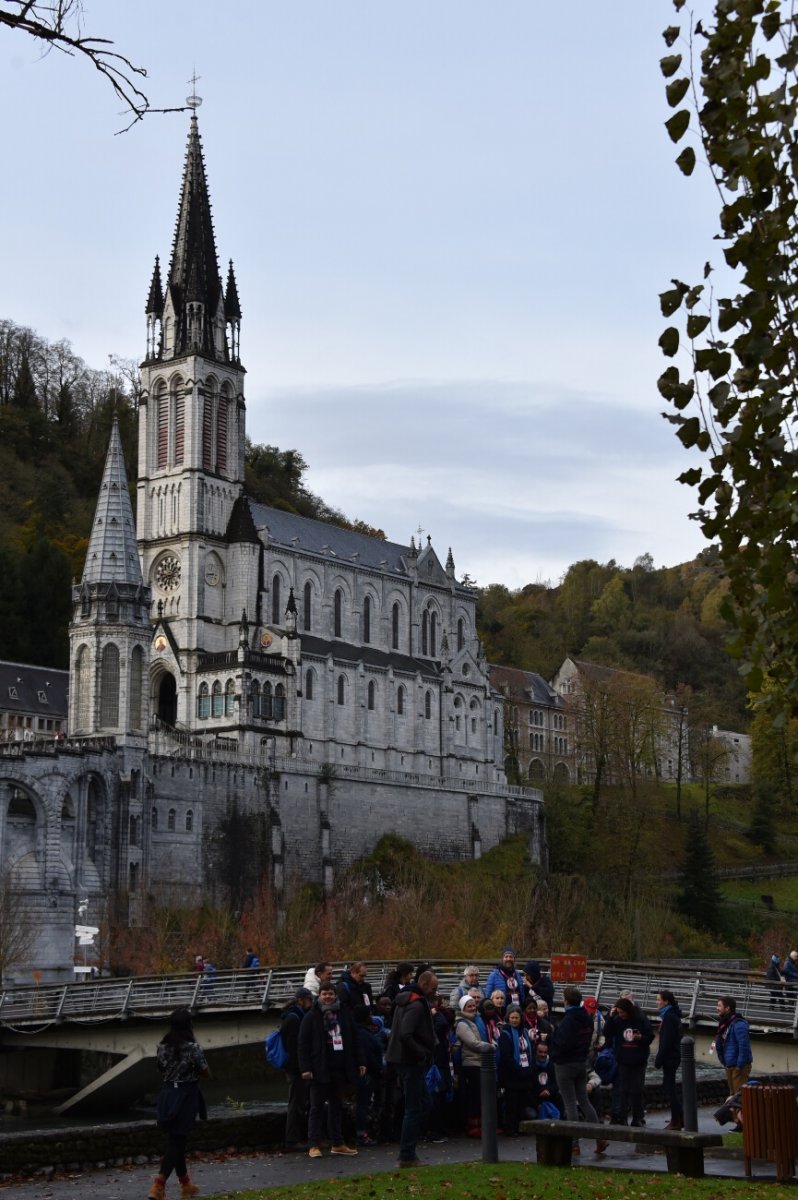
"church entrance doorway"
157,673,177,727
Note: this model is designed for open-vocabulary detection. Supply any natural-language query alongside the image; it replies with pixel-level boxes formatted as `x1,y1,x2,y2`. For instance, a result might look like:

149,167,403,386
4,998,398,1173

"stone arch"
553,761,570,783
154,669,178,727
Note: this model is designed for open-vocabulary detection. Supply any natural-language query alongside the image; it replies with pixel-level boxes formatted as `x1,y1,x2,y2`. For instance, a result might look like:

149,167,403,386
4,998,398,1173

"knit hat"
791,951,798,961
524,959,541,978
459,995,477,1012
502,946,516,956
583,996,598,1014
772,953,781,962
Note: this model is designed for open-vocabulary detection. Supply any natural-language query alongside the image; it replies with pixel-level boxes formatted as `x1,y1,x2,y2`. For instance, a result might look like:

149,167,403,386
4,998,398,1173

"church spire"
82,418,143,587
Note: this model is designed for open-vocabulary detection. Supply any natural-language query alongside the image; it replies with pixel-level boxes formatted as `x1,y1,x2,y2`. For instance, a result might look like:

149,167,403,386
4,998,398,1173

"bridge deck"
0,959,795,1035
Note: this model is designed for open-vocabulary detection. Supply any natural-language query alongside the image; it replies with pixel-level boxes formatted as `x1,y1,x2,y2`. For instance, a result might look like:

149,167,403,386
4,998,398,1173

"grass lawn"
206,1161,791,1200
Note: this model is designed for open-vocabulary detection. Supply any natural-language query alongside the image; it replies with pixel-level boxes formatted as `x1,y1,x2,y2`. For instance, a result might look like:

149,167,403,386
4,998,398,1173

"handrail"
2,958,798,1035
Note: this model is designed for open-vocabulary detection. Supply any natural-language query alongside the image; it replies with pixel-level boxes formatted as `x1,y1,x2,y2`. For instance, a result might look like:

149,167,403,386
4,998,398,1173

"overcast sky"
0,1,719,589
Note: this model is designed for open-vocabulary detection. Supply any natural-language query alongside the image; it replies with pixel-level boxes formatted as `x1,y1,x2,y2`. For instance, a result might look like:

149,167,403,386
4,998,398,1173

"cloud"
250,377,705,589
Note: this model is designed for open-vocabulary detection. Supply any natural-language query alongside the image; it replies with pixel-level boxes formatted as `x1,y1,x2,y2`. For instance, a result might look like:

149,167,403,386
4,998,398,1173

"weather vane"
186,71,202,110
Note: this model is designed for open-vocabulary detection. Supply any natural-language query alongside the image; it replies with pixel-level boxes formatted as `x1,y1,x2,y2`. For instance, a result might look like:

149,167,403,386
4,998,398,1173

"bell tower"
137,92,246,679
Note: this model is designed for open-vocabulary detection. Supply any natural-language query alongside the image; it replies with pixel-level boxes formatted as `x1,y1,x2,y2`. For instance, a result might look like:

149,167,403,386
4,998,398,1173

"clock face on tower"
155,553,182,592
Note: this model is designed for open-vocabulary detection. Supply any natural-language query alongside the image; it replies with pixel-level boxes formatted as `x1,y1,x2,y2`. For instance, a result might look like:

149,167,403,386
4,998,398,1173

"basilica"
0,114,544,981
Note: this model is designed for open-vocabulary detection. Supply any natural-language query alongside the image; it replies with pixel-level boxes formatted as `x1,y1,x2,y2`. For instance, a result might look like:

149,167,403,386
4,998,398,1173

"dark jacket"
603,1008,653,1068
528,1054,562,1109
654,1004,683,1069
337,971,374,1010
549,1004,593,1065
355,1024,385,1078
498,1026,535,1089
385,985,435,1066
279,1003,306,1074
524,961,555,1007
297,1001,363,1085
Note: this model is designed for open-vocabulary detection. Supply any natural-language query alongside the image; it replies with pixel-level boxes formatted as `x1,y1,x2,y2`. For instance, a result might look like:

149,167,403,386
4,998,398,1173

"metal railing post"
687,977,701,1030
480,1045,499,1163
261,968,273,1012
681,1036,698,1132
189,971,203,1012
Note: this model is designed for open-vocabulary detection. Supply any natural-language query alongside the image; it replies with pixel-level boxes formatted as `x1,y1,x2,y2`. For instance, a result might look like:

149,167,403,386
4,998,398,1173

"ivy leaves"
659,0,798,712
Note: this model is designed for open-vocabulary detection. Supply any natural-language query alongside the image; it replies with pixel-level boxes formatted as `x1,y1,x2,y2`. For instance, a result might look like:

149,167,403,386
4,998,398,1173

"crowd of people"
146,951,755,1192
276,949,754,1165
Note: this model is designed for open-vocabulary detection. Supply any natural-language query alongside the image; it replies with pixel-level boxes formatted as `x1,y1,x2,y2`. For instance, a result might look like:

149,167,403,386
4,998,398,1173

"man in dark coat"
386,969,438,1168
298,982,365,1158
279,987,314,1150
602,997,653,1127
337,961,374,1010
550,987,608,1154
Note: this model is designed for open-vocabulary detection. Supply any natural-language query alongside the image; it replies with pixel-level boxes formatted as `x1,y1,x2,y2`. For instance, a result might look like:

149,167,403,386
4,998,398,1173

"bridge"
1,959,796,1115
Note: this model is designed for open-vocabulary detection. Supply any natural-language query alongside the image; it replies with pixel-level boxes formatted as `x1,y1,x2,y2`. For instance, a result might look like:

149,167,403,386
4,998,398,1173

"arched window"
305,669,314,701
334,589,343,638
421,610,428,656
155,379,168,469
457,618,465,652
212,680,223,717
272,574,282,625
186,809,194,832
392,603,400,650
337,675,346,705
167,808,176,832
202,379,216,471
425,690,432,720
262,681,273,719
454,695,463,732
129,814,139,846
100,643,120,727
363,595,371,644
367,681,375,710
151,806,158,830
74,645,90,731
129,862,139,891
129,646,143,730
225,679,235,716
216,389,229,473
304,581,312,631
274,683,285,721
172,377,185,465
430,611,438,658
251,679,260,717
397,685,405,716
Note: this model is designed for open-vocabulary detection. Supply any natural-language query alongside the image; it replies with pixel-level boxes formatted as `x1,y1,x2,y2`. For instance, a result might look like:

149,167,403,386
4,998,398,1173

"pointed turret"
225,260,241,320
82,419,143,587
146,256,164,317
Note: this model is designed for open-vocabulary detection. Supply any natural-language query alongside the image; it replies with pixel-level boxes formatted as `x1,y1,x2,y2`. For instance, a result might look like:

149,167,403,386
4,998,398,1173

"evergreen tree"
748,781,777,855
678,810,723,933
11,350,37,409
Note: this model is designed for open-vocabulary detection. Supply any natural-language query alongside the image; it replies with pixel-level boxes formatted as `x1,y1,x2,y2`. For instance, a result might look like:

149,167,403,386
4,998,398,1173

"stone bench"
519,1119,724,1178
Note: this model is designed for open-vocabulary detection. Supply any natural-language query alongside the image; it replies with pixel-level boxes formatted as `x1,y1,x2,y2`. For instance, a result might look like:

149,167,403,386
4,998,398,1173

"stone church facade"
0,115,544,981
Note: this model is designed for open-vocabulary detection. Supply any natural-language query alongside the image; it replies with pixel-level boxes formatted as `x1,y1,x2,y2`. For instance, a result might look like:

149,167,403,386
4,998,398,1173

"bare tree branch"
0,1,189,132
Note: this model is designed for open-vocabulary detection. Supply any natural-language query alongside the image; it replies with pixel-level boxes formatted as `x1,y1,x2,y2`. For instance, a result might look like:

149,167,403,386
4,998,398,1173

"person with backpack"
654,989,684,1130
601,997,652,1127
278,987,314,1151
147,1008,209,1200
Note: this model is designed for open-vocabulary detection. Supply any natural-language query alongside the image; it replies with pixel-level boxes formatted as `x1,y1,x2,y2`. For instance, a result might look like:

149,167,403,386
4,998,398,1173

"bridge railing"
1,959,796,1034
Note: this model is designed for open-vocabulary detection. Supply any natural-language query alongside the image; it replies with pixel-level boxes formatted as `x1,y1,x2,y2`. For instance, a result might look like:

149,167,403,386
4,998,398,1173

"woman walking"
148,1008,209,1200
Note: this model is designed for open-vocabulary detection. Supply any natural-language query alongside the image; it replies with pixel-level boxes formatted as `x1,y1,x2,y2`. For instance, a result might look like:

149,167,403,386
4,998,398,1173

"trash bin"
742,1084,798,1182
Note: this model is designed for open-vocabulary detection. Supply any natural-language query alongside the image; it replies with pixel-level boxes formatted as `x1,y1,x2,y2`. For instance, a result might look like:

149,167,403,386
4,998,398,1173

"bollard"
681,1035,698,1132
480,1044,499,1163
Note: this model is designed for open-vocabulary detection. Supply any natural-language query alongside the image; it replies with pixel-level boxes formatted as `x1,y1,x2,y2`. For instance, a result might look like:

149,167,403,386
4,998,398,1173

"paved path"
0,1109,771,1198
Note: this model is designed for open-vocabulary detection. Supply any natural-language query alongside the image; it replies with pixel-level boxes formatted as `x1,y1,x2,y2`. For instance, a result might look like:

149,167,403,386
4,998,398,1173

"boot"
147,1178,166,1200
179,1177,199,1199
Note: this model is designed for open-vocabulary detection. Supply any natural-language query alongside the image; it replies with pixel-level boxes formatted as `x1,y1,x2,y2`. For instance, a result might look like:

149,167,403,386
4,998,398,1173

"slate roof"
249,501,409,574
81,418,143,587
167,116,223,324
300,634,440,680
0,661,68,718
489,664,559,706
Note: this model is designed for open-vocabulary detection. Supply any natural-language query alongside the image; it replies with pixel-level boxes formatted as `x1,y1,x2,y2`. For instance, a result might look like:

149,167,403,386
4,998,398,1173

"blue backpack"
265,1028,288,1069
594,1046,617,1085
